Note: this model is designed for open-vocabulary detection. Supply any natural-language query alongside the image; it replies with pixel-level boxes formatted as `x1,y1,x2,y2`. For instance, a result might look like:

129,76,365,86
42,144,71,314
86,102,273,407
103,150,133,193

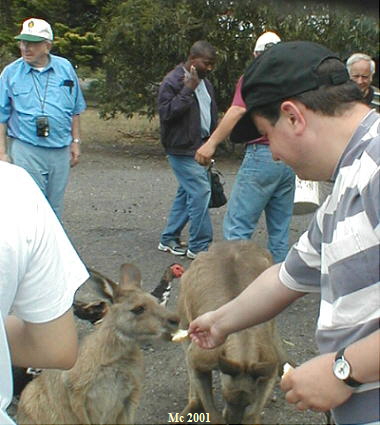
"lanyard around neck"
31,70,51,115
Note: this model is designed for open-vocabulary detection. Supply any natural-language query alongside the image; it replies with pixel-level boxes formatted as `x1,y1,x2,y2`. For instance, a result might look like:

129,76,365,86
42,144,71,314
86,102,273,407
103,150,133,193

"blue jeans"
223,144,295,263
160,155,212,253
9,139,70,220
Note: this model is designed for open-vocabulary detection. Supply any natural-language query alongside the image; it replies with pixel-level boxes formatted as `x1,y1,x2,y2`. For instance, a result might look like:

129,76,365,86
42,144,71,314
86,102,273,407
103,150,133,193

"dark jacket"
158,64,218,156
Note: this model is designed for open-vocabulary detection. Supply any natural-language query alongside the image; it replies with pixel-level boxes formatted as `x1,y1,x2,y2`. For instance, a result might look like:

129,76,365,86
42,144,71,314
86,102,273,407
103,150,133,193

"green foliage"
0,0,108,69
53,24,102,68
97,0,203,118
1,0,378,117
97,0,378,117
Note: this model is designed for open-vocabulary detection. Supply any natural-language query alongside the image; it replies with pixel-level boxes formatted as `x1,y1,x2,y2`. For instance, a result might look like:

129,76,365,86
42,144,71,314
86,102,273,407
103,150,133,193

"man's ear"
45,41,53,52
280,101,306,135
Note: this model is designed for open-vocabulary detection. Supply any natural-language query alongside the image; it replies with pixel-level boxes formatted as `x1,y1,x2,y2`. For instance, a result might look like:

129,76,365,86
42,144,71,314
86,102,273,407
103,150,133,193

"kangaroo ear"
219,356,241,377
73,300,108,324
119,264,142,289
87,268,118,301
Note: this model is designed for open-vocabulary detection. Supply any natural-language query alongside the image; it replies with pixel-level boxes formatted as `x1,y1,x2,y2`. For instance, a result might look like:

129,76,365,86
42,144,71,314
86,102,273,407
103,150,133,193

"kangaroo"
73,262,185,323
17,263,179,425
177,240,287,424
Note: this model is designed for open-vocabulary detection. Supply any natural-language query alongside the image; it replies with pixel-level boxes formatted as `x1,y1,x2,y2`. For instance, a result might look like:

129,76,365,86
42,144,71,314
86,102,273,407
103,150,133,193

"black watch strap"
335,347,362,388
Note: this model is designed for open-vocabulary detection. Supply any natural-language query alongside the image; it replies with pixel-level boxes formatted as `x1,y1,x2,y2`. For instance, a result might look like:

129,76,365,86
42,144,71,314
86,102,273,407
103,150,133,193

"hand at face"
188,311,227,349
280,353,353,412
184,65,200,90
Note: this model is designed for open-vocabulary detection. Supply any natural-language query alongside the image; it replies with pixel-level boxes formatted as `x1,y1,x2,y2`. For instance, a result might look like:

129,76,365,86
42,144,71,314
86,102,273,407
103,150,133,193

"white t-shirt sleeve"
0,162,89,323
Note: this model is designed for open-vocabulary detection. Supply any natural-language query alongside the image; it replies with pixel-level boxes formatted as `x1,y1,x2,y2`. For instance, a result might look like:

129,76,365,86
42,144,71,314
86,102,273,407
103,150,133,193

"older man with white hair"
0,18,86,220
346,52,379,112
195,31,295,263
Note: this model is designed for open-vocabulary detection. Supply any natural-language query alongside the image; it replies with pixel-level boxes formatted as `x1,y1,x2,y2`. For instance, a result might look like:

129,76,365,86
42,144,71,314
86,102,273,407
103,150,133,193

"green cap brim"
15,34,48,42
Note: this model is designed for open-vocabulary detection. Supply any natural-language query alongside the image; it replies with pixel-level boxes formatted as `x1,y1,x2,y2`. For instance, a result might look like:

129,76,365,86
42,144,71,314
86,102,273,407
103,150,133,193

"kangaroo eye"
131,305,145,315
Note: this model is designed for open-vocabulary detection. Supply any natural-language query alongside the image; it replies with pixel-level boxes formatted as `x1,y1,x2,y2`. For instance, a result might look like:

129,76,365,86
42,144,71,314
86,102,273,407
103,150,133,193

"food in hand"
171,329,189,342
282,362,294,376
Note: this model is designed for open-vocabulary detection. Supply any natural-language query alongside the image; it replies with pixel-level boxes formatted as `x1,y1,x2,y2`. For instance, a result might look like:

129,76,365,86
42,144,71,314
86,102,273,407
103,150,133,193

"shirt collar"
24,54,54,73
330,109,378,182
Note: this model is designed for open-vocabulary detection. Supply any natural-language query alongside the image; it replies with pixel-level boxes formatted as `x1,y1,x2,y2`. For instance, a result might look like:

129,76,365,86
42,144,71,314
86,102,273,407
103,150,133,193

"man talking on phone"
157,40,218,260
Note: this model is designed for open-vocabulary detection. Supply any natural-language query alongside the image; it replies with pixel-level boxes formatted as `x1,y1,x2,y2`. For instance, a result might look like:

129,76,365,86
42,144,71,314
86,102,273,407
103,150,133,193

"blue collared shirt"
0,54,86,148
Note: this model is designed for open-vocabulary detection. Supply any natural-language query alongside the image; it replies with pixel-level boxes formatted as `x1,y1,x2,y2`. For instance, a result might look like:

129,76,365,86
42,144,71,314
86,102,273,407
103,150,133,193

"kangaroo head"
219,355,279,424
106,264,179,341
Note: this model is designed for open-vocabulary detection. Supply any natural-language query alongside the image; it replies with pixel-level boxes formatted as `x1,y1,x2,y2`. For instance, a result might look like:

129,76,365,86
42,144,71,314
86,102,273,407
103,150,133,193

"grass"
80,107,160,152
80,107,243,158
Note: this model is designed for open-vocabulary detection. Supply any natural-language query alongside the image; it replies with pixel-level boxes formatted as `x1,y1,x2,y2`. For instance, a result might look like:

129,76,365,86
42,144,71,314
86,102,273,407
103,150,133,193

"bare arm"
195,105,246,165
5,308,79,370
0,122,10,162
70,114,81,167
281,330,380,412
189,263,305,348
344,329,380,383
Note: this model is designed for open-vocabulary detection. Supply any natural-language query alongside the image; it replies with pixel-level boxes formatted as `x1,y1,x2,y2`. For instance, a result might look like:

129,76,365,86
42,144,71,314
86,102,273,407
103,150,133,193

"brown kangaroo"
177,240,287,424
17,263,179,425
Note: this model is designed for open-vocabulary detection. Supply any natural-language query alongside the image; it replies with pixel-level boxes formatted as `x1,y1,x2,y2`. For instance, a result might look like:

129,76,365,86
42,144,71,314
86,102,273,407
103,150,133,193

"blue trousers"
9,139,70,220
160,154,212,253
223,143,295,263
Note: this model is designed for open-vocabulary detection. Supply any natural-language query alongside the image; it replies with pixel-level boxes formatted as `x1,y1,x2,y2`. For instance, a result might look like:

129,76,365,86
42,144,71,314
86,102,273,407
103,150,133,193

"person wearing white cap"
0,18,86,220
195,31,295,264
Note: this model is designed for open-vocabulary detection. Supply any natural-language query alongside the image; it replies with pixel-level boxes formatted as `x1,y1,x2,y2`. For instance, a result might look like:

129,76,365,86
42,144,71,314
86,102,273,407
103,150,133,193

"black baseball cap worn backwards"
242,41,349,111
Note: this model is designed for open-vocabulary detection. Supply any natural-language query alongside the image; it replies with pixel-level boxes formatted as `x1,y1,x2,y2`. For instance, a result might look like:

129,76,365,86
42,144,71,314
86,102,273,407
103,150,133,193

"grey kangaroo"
17,263,179,425
177,240,287,424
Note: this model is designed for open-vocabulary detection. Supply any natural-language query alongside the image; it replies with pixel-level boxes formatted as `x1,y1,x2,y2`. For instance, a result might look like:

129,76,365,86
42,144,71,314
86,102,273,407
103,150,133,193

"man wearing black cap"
188,41,379,424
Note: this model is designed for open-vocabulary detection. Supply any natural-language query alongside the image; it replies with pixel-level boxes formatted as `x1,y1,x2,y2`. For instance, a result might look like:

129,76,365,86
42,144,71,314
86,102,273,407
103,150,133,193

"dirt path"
58,147,328,424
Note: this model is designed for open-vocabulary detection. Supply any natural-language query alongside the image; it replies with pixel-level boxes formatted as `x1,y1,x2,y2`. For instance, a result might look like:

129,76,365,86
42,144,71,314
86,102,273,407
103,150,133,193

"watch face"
334,358,350,380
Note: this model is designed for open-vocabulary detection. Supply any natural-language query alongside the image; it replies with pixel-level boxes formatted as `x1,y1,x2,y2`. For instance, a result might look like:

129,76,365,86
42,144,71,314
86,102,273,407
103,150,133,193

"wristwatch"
72,138,81,144
333,347,362,388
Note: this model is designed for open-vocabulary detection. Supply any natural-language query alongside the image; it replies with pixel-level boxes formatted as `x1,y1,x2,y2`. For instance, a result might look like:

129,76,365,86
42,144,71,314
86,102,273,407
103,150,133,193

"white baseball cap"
15,18,53,42
254,31,281,52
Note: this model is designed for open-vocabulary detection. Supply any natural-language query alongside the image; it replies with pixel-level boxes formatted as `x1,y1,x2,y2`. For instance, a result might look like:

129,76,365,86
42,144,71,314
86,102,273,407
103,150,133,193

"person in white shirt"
0,161,89,425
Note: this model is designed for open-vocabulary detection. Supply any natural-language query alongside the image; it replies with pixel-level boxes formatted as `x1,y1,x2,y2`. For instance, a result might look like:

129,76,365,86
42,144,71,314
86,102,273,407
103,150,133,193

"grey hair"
346,53,375,75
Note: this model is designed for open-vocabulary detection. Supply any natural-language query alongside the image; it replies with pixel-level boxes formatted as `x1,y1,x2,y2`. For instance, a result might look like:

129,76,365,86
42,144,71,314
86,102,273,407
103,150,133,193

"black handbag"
208,161,227,208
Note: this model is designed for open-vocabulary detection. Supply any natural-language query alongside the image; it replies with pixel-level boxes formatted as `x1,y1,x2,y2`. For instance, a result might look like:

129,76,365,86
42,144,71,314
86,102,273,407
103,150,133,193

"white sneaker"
186,249,197,260
158,241,186,256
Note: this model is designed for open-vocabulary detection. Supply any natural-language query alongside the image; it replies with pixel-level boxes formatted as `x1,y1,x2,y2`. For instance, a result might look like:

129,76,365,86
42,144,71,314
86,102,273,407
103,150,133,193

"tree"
97,0,379,117
1,0,378,115
0,0,106,70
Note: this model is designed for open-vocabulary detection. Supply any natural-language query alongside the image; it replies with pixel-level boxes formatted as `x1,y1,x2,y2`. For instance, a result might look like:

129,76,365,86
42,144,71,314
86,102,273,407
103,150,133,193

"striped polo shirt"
279,109,379,424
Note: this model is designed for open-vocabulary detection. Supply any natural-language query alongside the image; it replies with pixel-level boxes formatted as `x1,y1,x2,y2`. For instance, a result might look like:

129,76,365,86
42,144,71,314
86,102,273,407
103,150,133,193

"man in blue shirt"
0,18,86,219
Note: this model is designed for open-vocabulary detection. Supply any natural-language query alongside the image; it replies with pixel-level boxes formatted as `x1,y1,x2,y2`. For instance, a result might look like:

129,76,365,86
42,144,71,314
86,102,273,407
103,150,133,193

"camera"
36,116,49,137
